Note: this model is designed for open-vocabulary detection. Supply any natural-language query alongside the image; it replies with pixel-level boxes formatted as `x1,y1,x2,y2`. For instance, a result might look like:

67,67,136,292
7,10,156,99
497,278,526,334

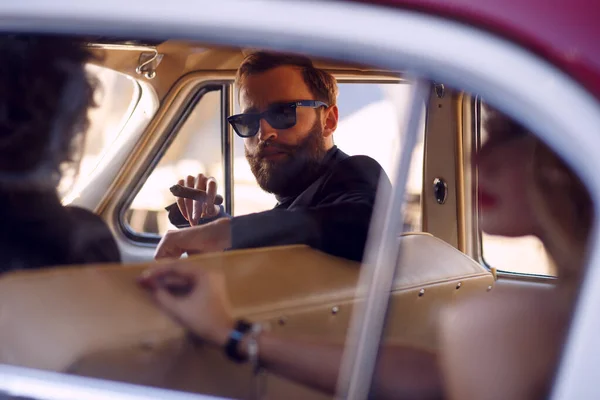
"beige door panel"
422,86,464,251
0,234,492,398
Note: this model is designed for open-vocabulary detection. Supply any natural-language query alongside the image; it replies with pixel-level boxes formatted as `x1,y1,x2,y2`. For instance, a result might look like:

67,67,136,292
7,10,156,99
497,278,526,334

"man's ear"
322,105,338,138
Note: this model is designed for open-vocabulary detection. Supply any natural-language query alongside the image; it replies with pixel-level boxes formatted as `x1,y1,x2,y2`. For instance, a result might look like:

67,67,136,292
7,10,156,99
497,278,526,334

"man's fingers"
154,233,185,260
196,174,208,190
155,247,184,260
176,179,188,221
173,173,219,223
154,245,181,260
192,174,207,225
204,177,218,217
185,175,195,225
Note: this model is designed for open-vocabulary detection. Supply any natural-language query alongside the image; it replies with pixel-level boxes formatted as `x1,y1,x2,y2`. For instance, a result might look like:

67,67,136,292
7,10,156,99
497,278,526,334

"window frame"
117,82,227,244
2,1,600,399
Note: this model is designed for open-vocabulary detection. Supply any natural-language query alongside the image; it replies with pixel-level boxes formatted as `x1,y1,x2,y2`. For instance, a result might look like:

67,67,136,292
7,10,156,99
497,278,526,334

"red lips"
478,189,497,208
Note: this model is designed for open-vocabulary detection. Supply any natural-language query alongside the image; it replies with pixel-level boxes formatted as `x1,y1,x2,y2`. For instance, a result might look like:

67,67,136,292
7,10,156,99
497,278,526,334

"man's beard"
245,122,328,198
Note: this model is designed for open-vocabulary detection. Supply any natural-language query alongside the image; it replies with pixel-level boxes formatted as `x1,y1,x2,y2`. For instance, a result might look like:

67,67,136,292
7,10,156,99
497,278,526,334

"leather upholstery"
0,233,493,398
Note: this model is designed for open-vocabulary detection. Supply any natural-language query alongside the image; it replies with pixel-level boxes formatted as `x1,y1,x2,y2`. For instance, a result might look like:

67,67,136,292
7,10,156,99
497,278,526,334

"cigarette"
169,184,224,205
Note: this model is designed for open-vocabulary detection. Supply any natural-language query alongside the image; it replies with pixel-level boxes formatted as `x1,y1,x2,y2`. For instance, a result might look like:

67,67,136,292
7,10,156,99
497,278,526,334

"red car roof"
357,0,600,101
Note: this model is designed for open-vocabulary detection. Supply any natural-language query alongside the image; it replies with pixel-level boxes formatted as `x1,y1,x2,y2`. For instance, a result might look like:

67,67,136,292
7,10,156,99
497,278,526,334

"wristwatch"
225,319,253,363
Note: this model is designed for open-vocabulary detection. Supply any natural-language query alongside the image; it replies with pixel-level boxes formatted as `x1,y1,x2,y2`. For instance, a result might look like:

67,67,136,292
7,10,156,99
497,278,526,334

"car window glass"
125,88,224,236
58,64,139,197
478,104,556,276
233,82,425,232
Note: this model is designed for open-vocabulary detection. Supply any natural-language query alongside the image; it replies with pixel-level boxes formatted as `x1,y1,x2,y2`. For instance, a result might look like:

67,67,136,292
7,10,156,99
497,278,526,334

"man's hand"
138,265,234,346
155,218,232,260
176,174,220,226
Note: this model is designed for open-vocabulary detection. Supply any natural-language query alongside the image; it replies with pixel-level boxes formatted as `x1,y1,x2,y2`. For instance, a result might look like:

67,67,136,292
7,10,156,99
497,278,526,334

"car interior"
0,39,558,399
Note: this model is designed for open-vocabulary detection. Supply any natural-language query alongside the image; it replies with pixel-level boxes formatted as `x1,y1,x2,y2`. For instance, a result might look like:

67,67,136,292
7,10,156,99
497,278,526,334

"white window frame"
1,1,599,399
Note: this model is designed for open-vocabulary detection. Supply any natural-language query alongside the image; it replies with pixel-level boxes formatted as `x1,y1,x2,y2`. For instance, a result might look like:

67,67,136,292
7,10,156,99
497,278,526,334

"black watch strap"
225,319,253,363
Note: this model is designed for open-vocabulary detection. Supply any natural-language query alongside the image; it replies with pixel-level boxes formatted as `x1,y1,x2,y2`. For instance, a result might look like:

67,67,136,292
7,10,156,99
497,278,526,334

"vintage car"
0,0,599,399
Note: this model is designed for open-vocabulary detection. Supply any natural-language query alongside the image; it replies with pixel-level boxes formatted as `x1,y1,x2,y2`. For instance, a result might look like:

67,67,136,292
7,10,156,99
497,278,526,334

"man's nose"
257,118,278,142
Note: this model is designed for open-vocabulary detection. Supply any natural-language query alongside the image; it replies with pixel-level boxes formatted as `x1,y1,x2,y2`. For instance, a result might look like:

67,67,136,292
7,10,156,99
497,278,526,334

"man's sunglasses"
227,100,329,138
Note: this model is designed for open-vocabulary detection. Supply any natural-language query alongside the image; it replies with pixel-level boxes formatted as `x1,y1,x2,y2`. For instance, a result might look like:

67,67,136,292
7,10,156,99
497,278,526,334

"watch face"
235,320,253,332
226,320,253,363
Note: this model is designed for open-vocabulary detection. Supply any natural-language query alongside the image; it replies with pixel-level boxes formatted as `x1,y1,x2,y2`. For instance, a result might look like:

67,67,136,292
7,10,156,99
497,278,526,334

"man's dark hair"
0,35,95,188
235,51,338,105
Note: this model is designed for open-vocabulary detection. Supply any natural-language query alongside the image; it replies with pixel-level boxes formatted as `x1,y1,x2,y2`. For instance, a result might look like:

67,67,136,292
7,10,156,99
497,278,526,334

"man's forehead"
239,65,314,110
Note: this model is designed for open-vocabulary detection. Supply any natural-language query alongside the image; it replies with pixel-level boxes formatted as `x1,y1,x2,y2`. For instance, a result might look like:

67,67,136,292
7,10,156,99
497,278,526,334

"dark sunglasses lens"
265,104,296,129
229,114,259,137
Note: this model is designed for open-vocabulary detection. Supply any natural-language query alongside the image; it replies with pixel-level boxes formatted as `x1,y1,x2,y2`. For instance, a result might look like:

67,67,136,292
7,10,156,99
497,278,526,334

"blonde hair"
530,141,593,281
484,106,593,280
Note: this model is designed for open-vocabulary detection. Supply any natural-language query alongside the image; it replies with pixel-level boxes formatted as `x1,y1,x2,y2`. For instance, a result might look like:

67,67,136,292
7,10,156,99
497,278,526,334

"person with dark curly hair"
0,35,120,273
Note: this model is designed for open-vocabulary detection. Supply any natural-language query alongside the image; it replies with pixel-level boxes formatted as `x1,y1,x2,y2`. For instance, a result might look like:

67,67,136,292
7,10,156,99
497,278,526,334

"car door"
1,1,599,399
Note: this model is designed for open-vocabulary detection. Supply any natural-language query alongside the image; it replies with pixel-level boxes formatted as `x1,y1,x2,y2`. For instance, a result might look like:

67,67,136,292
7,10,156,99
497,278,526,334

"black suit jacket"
167,147,388,262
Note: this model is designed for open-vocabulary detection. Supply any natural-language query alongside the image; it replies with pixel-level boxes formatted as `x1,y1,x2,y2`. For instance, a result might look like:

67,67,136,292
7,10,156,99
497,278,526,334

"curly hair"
0,35,95,190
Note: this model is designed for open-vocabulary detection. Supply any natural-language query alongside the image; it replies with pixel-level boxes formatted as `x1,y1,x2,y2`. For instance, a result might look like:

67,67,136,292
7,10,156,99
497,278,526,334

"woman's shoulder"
439,286,567,400
0,194,120,271
64,206,121,264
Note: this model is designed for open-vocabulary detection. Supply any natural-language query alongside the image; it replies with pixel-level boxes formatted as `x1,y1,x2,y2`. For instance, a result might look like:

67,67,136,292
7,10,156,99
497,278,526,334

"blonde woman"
441,108,592,400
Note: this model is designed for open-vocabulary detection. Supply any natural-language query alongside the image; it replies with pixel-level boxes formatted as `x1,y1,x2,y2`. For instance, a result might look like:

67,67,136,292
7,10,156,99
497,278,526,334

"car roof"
354,0,600,101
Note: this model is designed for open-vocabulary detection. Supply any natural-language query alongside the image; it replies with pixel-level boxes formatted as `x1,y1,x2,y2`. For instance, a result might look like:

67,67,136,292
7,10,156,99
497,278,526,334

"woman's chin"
481,214,516,237
481,215,535,238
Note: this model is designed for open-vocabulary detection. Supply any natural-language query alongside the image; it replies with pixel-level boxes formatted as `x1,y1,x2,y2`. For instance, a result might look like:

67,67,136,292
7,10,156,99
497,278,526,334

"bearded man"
157,52,388,262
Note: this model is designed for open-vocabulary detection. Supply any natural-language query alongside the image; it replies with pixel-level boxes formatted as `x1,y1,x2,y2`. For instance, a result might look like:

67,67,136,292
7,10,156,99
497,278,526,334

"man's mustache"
248,141,296,158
